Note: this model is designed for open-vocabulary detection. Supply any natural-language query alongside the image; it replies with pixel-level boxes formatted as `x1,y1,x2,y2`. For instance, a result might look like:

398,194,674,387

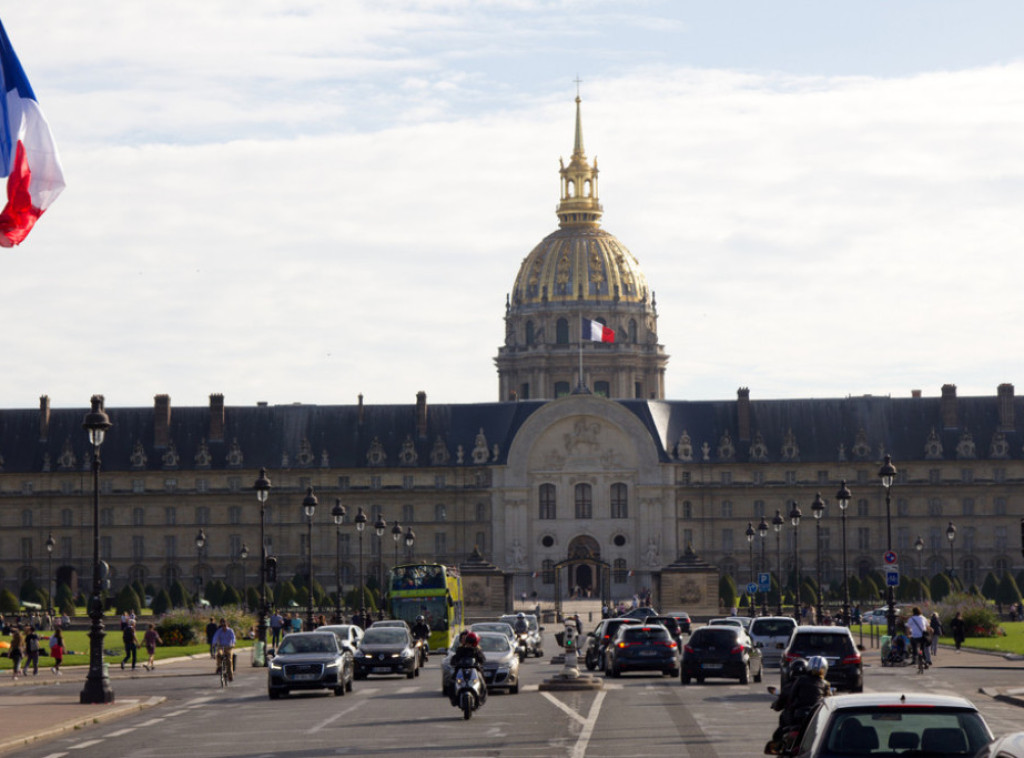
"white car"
316,624,364,653
748,616,797,668
861,606,900,626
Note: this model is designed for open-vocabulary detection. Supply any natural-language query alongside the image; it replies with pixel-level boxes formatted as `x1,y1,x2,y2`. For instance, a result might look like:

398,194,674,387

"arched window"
574,483,592,519
525,320,535,346
594,381,610,397
554,381,571,398
610,483,628,518
556,318,569,344
539,484,556,520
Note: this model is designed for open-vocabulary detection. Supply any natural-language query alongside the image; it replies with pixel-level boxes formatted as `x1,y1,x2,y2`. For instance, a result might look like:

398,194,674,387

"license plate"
293,673,317,681
702,663,723,670
639,650,657,656
372,667,392,673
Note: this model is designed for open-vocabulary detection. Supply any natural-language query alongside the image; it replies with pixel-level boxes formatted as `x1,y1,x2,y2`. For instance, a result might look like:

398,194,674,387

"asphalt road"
11,638,1024,758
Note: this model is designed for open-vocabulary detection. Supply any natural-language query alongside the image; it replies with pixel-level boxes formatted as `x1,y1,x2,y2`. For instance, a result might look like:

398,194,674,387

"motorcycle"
452,666,485,720
413,637,430,666
515,631,530,661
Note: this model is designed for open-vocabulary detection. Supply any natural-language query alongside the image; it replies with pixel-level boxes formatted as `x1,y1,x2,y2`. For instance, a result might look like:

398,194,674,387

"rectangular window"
403,475,414,489
338,533,351,556
338,476,350,489
680,471,691,485
682,501,692,520
20,537,32,562
753,500,765,519
227,477,242,492
60,536,73,561
132,507,144,526
100,536,112,561
610,483,628,519
434,474,446,488
21,481,33,494
165,535,177,558
752,471,765,486
164,479,177,492
402,504,415,523
61,481,74,495
539,484,556,520
995,526,1008,552
132,536,144,561
434,532,447,556
929,469,941,485
721,471,732,485
132,479,145,494
683,528,693,547
856,470,868,484
61,509,73,527
993,468,1006,483
721,529,734,554
857,499,869,518
100,508,113,527
370,476,381,489
165,507,177,526
229,506,241,525
962,498,975,516
475,531,486,552
435,504,447,522
820,526,831,552
995,497,1008,516
961,469,973,483
196,506,210,525
721,500,733,519
856,527,871,552
896,498,909,517
927,498,942,517
785,471,797,485
196,478,208,493
230,534,242,558
817,471,829,485
574,484,593,519
896,527,909,552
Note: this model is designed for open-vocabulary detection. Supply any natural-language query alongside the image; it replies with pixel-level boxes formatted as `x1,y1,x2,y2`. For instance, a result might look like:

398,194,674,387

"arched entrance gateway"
554,536,610,618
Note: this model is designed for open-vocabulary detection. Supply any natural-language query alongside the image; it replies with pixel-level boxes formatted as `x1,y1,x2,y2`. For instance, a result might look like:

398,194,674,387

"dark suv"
780,625,863,692
584,618,640,671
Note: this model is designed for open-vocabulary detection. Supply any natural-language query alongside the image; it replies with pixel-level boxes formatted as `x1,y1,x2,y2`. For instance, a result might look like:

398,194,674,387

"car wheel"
406,668,416,679
268,688,281,700
740,663,750,684
346,678,354,692
610,664,621,678
334,686,345,696
510,681,519,694
681,673,690,685
535,649,544,658
585,653,597,671
754,665,762,683
414,665,420,677
354,672,366,681
851,681,863,693
668,667,679,677
696,675,704,684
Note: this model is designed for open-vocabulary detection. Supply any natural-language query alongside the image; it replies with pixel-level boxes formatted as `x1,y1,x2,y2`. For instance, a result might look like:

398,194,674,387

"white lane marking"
68,740,104,749
184,696,213,706
163,710,189,717
106,728,138,737
136,718,165,727
39,753,69,758
310,702,364,733
397,686,419,695
572,689,606,758
540,691,586,725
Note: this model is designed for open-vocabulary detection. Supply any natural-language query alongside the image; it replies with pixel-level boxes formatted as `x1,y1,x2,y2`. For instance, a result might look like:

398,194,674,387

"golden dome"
511,226,650,306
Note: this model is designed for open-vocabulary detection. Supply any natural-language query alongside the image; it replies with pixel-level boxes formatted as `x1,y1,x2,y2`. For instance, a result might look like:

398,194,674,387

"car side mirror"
776,643,785,649
539,626,545,632
857,644,865,652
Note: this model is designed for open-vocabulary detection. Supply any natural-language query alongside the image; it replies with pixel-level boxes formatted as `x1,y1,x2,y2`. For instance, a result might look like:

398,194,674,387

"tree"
997,573,1023,607
719,574,738,611
220,585,242,607
55,583,75,615
114,585,142,615
276,580,297,608
858,575,880,604
0,588,19,613
19,578,39,603
981,572,1000,601
170,580,190,608
930,573,953,602
150,589,172,616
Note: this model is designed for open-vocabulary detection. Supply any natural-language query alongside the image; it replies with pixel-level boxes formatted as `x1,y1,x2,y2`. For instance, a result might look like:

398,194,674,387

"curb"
0,695,165,756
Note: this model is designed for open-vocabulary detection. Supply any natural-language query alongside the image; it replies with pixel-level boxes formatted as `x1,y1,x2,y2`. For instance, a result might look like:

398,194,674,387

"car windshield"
277,635,336,655
362,629,408,645
473,624,513,637
622,627,671,644
791,633,851,655
751,619,796,636
823,708,991,755
690,629,738,647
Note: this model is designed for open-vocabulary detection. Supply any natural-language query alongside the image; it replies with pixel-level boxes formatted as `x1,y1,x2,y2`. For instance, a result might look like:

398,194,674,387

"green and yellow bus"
387,563,464,651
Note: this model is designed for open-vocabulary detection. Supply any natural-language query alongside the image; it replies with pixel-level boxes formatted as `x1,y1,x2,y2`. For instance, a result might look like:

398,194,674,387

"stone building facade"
0,101,1021,608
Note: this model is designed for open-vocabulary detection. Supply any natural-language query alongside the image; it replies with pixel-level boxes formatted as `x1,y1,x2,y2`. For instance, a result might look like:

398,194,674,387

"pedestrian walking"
142,623,162,671
8,627,23,678
950,611,966,651
121,621,139,670
270,610,284,646
929,612,942,658
49,627,65,675
205,617,218,658
22,625,40,675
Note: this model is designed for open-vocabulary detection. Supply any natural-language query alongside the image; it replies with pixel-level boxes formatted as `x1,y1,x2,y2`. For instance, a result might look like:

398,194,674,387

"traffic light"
266,556,278,582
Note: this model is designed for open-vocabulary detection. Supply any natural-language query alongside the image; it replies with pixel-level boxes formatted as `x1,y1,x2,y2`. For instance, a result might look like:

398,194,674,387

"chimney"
998,383,1015,431
416,391,428,438
737,387,751,442
154,394,171,448
940,384,958,429
358,393,364,426
39,395,50,441
911,389,922,398
209,393,225,442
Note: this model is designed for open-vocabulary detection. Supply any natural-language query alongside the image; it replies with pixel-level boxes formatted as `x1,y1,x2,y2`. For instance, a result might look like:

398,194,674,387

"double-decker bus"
387,563,464,651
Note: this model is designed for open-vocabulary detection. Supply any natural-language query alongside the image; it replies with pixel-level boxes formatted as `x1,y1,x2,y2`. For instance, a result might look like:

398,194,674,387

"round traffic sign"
746,582,758,595
883,550,898,565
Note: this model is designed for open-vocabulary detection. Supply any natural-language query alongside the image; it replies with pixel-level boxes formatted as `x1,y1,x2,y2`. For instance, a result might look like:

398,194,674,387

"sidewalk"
0,652,233,755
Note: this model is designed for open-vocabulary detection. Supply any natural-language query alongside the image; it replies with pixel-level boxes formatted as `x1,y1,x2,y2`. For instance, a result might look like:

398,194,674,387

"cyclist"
210,618,237,682
906,606,931,668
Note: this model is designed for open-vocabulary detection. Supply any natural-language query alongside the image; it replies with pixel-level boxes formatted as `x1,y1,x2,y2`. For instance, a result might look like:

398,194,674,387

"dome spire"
557,90,602,228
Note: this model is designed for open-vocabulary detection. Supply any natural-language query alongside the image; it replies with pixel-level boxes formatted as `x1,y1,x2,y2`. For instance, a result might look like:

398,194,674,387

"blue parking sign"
758,572,771,592
886,570,900,587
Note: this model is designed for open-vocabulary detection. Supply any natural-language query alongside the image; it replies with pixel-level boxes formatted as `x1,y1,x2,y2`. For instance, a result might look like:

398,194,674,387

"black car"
681,625,763,684
604,624,680,677
353,626,420,679
643,615,683,643
267,631,354,699
585,618,641,671
780,626,863,693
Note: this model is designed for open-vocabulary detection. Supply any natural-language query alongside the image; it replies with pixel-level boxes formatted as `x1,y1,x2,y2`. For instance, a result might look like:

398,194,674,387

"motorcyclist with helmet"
449,631,487,706
513,612,529,635
411,615,431,663
766,657,830,753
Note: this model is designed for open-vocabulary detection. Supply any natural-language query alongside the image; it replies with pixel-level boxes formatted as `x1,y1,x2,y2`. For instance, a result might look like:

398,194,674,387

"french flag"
582,318,614,343
0,19,64,247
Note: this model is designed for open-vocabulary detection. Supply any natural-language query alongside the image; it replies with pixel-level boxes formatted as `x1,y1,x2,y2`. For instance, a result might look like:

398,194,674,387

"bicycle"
216,645,233,687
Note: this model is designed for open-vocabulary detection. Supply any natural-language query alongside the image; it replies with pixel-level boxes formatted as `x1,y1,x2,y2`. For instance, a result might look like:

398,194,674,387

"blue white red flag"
0,19,64,247
581,318,614,343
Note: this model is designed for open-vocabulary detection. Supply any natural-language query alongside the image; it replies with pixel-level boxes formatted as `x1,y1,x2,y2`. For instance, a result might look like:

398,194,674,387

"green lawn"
1,628,253,670
851,621,1024,656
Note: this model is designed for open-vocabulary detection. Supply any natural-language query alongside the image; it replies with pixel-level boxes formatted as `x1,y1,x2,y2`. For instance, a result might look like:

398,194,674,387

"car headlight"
497,666,509,675
400,650,413,658
268,660,282,671
354,651,366,658
325,661,341,669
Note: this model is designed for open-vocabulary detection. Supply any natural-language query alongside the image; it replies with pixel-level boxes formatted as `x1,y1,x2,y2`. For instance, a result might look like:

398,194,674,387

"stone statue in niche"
508,540,527,569
644,537,660,567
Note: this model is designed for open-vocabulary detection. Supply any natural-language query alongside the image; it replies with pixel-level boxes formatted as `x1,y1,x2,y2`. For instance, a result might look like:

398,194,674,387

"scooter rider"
449,631,487,705
788,656,830,724
411,615,431,660
767,658,809,748
513,612,529,635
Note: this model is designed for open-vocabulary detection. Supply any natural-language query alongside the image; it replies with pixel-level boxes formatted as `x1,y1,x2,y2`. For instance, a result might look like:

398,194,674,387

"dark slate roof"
1,392,1020,474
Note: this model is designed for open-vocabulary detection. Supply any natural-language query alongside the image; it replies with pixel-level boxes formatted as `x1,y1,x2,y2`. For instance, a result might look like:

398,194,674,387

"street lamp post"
332,499,346,624
789,501,802,623
946,521,957,585
757,516,769,616
811,493,825,624
404,527,416,561
836,481,852,626
392,521,403,570
194,529,206,605
239,543,249,612
879,454,898,637
745,522,756,618
374,515,387,619
253,467,272,665
772,509,784,616
914,535,925,596
80,395,114,705
354,506,367,625
45,533,55,617
302,487,318,630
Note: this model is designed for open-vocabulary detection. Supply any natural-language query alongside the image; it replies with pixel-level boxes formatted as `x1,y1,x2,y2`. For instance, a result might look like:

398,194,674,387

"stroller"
880,633,911,667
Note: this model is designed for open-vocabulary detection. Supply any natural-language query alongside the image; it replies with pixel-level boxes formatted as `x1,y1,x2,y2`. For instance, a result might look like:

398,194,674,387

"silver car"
441,631,521,695
748,616,797,668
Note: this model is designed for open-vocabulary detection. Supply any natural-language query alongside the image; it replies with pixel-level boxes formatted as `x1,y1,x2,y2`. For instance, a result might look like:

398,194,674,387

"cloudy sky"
4,1,1024,412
